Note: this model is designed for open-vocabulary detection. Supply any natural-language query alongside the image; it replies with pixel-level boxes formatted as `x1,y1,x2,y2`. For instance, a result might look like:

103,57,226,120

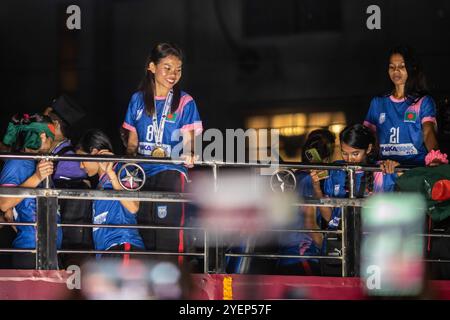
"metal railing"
0,152,448,276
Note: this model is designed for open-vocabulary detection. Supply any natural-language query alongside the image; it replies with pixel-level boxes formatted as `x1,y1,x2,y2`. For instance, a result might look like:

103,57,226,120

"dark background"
1,0,450,155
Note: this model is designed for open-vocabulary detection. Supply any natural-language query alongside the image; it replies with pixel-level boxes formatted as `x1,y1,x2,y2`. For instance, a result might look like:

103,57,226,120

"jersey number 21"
389,127,400,144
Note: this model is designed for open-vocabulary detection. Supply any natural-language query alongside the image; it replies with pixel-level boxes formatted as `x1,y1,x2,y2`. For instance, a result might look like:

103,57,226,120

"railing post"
210,162,226,273
347,167,356,199
36,194,59,270
341,205,347,277
203,229,210,273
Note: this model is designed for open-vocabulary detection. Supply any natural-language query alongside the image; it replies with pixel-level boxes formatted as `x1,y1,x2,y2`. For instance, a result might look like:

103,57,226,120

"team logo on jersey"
404,111,417,123
157,206,168,219
334,185,340,196
379,113,386,124
136,108,144,121
165,113,178,123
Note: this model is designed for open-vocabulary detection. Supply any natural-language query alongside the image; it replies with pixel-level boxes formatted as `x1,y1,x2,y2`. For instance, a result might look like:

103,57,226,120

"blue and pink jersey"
363,95,437,165
0,159,63,249
277,171,322,266
322,163,397,229
92,164,145,251
122,91,203,177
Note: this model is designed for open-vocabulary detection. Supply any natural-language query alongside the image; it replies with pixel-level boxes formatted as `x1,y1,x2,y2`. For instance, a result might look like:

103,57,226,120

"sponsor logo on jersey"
93,211,108,232
380,143,418,156
404,111,417,123
138,143,172,156
334,185,340,196
157,206,168,219
136,108,144,121
379,113,386,124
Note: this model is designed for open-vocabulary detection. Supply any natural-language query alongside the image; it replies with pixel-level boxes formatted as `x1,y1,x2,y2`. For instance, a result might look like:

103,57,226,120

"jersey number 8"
146,125,154,142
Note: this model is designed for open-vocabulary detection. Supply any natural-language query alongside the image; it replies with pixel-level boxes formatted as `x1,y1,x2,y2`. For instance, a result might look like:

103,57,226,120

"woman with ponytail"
0,113,63,269
309,124,401,275
310,124,400,230
121,43,203,263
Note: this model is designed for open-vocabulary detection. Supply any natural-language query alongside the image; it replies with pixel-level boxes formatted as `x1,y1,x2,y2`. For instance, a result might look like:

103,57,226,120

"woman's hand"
97,150,115,174
380,160,400,175
310,170,324,196
181,153,199,168
35,160,54,182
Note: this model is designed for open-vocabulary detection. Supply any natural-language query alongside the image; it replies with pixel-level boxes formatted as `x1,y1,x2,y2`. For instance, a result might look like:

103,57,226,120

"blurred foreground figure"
81,259,188,300
361,194,425,298
396,164,450,279
192,170,296,274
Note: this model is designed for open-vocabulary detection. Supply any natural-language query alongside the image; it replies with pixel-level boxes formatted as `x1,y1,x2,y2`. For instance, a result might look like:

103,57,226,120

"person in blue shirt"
276,129,336,276
311,124,400,230
121,43,203,265
0,113,63,269
43,95,93,268
75,129,144,264
363,45,439,165
309,124,401,276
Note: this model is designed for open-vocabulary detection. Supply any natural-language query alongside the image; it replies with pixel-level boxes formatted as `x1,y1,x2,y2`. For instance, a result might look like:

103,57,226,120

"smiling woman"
121,43,203,265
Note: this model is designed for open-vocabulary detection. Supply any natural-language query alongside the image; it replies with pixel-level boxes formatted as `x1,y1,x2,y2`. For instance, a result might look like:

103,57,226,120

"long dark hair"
138,42,183,115
340,124,376,155
76,129,113,154
388,45,429,104
340,124,377,196
301,129,336,163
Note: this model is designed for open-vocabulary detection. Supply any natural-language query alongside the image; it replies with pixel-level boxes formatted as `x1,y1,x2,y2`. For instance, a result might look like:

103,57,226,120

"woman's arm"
310,170,332,222
181,130,198,168
303,205,323,248
126,130,139,156
423,122,439,152
106,169,139,213
0,160,53,212
98,150,139,214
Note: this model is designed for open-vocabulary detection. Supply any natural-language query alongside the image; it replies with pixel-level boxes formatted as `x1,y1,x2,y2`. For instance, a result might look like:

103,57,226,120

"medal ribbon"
152,90,173,147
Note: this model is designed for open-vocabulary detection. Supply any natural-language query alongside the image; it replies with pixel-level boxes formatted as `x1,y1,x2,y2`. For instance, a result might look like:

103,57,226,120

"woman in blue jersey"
0,113,62,269
311,124,400,230
311,124,401,275
122,43,202,263
75,129,145,263
364,45,439,165
276,129,336,276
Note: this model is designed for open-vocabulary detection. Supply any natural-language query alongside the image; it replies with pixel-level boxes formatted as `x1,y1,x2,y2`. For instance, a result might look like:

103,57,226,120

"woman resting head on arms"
0,113,61,269
75,129,145,258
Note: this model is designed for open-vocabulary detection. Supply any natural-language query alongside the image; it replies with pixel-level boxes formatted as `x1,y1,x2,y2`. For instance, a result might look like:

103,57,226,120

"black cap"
51,94,86,127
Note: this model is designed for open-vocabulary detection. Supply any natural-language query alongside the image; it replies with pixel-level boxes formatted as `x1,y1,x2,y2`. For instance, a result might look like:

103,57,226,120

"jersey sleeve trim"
122,122,137,133
422,116,437,124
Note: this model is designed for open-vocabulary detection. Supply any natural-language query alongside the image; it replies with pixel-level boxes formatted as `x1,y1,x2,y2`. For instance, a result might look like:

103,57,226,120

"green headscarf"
2,121,55,150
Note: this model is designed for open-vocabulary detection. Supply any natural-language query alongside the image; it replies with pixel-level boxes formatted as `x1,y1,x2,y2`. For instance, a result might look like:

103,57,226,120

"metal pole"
347,168,356,199
36,196,59,269
353,207,361,277
212,162,218,193
341,205,347,277
203,229,209,273
0,152,415,172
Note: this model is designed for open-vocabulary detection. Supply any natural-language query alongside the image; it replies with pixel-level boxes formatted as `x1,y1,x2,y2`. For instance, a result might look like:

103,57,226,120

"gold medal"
151,147,166,158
